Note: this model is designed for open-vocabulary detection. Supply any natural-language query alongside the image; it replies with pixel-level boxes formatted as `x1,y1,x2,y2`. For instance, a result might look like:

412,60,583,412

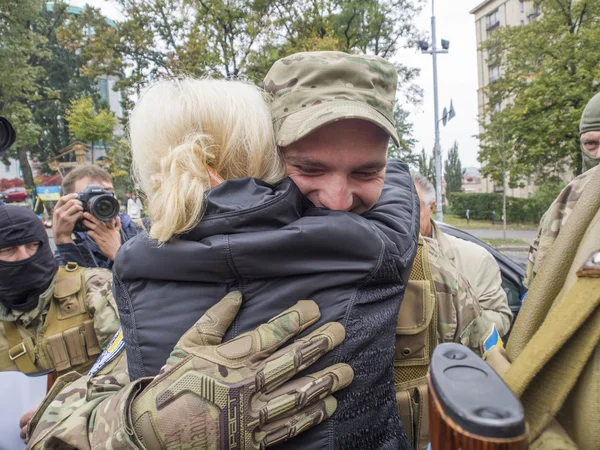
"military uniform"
489,164,600,450
394,237,500,450
26,295,350,450
0,264,118,375
431,221,512,336
524,166,597,288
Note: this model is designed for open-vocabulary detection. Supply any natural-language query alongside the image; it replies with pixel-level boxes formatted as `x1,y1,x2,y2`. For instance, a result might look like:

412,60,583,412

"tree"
478,0,600,185
387,102,417,166
0,0,48,187
417,148,436,190
65,97,116,162
444,141,463,194
91,0,424,105
0,1,114,185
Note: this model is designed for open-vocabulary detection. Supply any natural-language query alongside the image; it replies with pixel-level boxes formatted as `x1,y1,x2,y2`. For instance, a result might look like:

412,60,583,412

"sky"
70,0,485,168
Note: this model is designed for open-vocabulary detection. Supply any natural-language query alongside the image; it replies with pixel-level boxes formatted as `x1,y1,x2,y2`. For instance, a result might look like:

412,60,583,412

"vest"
395,238,438,450
4,263,102,376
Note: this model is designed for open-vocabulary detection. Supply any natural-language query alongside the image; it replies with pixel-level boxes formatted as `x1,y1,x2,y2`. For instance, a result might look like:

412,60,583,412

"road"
463,228,537,243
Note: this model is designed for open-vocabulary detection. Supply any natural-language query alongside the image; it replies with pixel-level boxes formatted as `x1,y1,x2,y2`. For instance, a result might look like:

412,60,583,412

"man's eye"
584,141,599,147
354,171,379,179
298,166,323,175
0,247,15,255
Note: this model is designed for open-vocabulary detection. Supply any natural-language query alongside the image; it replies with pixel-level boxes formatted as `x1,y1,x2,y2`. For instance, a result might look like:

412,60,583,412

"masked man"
0,205,119,375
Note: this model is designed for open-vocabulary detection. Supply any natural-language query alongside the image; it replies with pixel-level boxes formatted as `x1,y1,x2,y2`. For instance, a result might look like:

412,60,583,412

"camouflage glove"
131,291,353,449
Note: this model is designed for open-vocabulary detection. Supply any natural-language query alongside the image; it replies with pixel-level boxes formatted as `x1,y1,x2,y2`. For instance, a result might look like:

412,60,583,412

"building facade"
470,0,541,198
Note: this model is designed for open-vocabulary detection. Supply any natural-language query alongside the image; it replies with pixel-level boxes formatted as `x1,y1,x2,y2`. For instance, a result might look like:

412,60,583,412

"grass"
442,214,538,230
481,238,529,247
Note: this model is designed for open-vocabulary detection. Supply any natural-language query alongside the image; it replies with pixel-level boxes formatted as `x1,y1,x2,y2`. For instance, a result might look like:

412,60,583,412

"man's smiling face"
281,119,389,215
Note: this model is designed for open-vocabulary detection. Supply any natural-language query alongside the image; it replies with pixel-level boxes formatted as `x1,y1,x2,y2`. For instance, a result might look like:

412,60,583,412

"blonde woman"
113,77,418,449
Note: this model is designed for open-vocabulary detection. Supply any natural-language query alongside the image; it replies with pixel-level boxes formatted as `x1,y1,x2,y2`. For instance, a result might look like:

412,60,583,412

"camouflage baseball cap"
263,51,399,147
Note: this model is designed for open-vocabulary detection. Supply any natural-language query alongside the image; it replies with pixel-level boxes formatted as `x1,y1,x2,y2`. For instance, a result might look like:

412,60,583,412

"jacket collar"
181,178,305,242
430,220,455,261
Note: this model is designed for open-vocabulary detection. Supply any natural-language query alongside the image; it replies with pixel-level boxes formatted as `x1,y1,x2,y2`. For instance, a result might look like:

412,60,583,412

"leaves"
444,141,463,194
479,0,600,185
65,97,115,145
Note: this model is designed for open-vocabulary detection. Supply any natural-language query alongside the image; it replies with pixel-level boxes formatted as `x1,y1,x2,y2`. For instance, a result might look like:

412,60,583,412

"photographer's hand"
52,194,83,245
83,213,122,261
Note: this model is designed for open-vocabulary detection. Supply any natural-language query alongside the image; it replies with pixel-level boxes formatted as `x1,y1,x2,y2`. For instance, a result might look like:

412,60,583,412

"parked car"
2,187,28,203
437,222,527,332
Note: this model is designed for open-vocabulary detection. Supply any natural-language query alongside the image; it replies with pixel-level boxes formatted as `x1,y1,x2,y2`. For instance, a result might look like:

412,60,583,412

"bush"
448,184,564,224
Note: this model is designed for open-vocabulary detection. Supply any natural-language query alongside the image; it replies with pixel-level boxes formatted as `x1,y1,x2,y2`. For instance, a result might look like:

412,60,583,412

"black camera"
0,116,16,154
74,184,120,232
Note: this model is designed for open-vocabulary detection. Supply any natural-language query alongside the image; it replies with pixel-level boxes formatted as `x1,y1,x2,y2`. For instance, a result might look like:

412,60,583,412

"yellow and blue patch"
482,324,504,355
88,328,125,377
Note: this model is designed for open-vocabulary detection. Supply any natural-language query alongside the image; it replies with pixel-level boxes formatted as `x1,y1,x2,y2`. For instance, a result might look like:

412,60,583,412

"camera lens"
89,195,120,221
0,117,16,154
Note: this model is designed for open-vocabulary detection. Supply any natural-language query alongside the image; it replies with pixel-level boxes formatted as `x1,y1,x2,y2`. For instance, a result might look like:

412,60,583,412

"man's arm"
426,238,500,358
26,294,352,450
473,251,513,337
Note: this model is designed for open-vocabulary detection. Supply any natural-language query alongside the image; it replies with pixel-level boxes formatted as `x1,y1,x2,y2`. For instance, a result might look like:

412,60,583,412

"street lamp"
421,0,450,222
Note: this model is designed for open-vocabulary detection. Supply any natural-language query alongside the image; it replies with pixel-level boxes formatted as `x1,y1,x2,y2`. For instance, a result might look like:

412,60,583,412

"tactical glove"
131,291,353,449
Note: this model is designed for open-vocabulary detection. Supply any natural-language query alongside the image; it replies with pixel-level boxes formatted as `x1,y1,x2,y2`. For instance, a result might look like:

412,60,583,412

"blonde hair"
129,78,285,243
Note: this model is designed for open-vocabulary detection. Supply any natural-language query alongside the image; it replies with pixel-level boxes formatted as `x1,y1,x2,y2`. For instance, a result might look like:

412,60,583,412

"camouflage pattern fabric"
263,51,400,147
524,166,599,288
26,351,131,450
0,267,118,372
424,237,499,356
26,292,353,450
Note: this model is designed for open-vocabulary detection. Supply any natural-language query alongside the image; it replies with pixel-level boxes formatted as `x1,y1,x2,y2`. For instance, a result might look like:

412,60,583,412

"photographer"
52,165,140,268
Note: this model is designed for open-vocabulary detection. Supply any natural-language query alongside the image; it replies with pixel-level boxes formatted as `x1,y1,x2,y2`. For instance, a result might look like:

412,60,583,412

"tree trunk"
17,146,35,188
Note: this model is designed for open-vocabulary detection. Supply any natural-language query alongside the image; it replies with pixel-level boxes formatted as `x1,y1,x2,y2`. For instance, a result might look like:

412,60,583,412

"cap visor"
276,100,400,147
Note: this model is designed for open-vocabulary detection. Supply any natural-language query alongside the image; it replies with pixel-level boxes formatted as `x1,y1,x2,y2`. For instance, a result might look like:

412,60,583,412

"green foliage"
387,102,417,166
448,182,564,224
444,141,463,193
95,0,424,103
65,97,115,147
479,0,600,185
417,148,436,190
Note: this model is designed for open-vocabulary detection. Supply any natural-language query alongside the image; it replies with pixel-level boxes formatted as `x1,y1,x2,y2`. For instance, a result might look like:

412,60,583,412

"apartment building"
470,0,540,197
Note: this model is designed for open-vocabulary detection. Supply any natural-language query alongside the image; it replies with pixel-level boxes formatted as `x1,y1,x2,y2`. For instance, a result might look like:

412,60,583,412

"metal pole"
501,127,507,240
431,0,443,221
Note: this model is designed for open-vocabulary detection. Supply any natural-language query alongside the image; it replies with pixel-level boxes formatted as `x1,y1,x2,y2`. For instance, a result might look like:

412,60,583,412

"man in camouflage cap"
265,51,501,450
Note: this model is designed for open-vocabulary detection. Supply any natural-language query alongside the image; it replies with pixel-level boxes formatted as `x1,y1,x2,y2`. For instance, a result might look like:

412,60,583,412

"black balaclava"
0,205,58,312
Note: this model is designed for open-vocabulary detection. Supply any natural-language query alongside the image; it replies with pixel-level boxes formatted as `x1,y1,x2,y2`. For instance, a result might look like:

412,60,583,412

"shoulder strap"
3,321,37,374
503,257,600,442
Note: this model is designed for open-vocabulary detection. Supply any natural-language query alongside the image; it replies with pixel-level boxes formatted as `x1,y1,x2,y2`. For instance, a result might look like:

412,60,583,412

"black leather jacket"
114,160,419,450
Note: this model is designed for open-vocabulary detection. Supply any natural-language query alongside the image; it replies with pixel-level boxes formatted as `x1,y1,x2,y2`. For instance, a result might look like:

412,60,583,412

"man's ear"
430,201,436,213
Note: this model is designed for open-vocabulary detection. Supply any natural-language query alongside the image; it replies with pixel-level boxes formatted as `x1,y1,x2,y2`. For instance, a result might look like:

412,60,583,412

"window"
3,162,9,172
487,9,500,29
493,101,502,112
489,65,502,82
519,0,525,13
98,78,109,102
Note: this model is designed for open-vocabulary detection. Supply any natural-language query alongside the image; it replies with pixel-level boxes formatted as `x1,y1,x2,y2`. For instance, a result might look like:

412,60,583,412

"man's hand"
82,213,121,261
19,405,37,442
131,291,353,449
52,194,82,245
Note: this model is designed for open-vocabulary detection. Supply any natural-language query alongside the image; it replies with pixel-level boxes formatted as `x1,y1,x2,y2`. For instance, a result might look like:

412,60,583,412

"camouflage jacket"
424,237,498,357
524,166,599,287
0,268,119,373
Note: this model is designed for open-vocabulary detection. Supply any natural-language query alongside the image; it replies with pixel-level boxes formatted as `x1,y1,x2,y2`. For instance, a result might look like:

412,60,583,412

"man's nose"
319,177,354,211
15,245,30,260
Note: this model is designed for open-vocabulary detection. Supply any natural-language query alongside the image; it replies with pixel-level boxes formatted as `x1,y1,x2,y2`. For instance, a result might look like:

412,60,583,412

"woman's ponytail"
129,77,285,244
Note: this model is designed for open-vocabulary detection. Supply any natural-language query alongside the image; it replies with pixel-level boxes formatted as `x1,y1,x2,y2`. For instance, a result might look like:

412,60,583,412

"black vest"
114,160,418,449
